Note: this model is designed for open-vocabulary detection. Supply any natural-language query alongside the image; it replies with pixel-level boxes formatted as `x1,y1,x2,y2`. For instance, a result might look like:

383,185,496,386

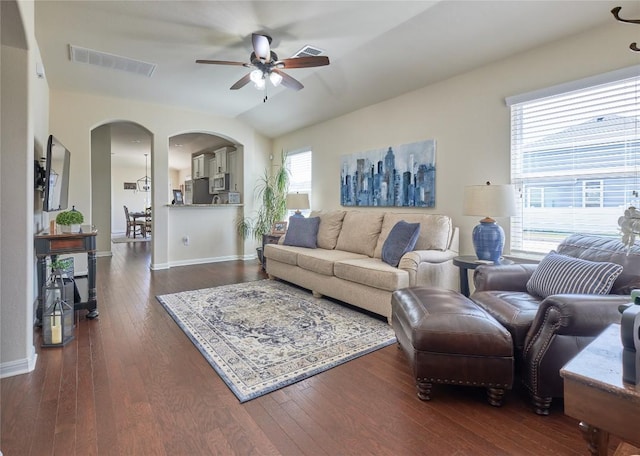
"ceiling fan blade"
278,56,330,69
196,59,248,67
230,73,251,90
273,69,303,91
252,34,271,62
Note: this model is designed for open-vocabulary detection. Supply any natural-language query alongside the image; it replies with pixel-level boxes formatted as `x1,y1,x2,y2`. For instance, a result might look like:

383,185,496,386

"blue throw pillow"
283,216,321,249
381,221,420,267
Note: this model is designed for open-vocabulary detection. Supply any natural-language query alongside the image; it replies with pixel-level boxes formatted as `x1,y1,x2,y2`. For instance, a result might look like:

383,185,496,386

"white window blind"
510,73,640,255
285,150,312,216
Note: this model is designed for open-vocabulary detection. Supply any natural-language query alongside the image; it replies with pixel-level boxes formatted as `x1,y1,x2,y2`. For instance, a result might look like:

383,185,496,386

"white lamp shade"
250,69,263,83
269,71,283,87
286,192,310,211
463,183,517,218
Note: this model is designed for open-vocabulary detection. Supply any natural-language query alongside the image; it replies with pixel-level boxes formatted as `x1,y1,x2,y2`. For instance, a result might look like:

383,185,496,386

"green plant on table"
236,152,289,241
55,207,84,226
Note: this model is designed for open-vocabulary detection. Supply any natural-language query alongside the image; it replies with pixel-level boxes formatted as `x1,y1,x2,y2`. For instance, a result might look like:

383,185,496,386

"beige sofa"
264,210,459,322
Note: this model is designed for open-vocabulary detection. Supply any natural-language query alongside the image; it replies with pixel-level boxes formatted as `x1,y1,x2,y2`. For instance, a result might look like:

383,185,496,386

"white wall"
273,21,639,256
1,0,49,377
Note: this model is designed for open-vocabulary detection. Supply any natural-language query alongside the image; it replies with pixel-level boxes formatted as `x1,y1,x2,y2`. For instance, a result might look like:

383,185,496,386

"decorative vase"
472,220,505,263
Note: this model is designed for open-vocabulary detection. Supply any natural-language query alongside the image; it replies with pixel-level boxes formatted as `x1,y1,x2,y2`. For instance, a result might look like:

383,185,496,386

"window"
582,180,603,208
285,150,312,217
508,66,640,255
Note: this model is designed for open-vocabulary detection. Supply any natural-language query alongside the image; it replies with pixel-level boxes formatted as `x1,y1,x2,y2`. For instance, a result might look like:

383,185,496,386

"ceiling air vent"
69,44,157,77
292,45,324,59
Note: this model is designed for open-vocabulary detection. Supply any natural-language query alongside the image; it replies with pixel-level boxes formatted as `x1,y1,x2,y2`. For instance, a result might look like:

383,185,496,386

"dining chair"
144,207,152,238
123,205,144,238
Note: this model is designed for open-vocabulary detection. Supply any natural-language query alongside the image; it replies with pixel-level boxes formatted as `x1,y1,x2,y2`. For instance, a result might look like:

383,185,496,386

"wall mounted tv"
43,135,71,212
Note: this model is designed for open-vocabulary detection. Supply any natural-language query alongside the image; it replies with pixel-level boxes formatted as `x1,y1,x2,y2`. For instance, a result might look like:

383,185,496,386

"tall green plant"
237,152,289,241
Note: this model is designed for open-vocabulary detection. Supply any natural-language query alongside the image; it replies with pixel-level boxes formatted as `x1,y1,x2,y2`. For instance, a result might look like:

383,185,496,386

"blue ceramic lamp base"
472,219,505,264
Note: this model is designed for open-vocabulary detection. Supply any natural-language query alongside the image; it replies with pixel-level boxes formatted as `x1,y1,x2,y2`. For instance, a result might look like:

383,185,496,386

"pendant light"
137,153,151,192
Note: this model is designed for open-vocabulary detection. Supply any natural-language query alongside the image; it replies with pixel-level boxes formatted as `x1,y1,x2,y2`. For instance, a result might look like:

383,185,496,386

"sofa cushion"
374,213,453,258
382,221,420,267
297,249,367,276
335,211,384,257
471,290,542,350
334,258,409,292
283,216,320,248
313,210,346,250
526,251,624,298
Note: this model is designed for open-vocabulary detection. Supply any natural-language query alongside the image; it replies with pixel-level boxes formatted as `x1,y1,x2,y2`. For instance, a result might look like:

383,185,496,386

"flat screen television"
43,135,71,212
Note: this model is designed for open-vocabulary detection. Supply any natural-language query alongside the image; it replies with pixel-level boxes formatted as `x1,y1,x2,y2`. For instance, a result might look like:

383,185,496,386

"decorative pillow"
316,210,346,250
526,251,624,298
283,216,321,249
335,211,384,257
381,221,421,267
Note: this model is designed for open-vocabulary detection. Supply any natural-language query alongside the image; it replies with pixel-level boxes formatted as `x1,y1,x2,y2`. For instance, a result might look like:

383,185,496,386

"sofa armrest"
398,249,457,270
399,249,458,289
521,294,627,405
526,294,626,340
473,264,537,292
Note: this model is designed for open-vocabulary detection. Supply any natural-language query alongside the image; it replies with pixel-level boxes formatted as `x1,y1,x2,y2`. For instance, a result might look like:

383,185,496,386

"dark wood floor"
1,242,618,455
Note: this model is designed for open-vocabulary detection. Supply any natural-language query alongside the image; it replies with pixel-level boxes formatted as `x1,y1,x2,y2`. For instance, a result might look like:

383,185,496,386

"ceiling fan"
196,33,330,92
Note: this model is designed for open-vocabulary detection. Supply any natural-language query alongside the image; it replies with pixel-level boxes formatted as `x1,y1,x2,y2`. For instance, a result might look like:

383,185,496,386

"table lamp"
463,182,517,263
286,192,310,218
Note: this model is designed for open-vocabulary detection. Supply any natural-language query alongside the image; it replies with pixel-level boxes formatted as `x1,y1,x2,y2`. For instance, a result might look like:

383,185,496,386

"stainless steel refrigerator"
184,178,211,204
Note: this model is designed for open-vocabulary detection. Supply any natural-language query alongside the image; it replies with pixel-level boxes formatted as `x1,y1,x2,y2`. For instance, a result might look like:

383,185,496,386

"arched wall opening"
91,121,153,256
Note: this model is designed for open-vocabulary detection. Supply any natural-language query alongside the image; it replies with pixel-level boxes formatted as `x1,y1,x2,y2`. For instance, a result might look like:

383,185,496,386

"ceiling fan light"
269,71,283,87
249,69,264,84
254,78,266,90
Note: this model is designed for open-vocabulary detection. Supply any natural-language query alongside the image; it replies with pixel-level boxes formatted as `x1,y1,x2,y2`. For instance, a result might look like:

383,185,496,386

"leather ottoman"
391,287,514,406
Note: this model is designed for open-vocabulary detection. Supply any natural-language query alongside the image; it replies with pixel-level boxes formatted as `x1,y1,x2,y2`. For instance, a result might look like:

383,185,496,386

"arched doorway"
91,121,152,256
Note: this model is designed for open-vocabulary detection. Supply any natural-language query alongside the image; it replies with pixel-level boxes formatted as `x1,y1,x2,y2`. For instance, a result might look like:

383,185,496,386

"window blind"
510,73,640,255
286,150,312,215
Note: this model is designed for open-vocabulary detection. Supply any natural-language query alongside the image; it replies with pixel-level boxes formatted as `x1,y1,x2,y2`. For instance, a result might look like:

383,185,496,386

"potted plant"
55,206,84,233
236,153,289,261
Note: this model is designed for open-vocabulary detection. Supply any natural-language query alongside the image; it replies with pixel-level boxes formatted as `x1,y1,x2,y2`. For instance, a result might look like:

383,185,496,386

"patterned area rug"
156,280,396,402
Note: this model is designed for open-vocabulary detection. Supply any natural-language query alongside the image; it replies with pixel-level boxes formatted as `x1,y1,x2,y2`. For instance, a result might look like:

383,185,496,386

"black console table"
35,226,99,321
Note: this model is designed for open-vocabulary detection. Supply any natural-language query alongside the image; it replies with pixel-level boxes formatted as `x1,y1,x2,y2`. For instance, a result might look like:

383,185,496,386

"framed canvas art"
340,139,436,208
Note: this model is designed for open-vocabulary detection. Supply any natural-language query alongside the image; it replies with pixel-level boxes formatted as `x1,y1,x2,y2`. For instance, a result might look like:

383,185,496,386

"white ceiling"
34,0,639,169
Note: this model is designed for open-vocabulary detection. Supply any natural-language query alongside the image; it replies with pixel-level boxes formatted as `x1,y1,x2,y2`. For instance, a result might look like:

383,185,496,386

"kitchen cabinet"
213,146,235,175
192,153,213,178
208,156,218,180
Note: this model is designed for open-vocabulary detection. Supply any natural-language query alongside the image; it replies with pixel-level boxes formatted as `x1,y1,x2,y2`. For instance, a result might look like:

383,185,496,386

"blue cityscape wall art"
340,139,436,207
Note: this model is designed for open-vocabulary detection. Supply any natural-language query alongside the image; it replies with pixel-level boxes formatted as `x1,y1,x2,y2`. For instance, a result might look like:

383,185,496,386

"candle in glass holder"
51,300,62,344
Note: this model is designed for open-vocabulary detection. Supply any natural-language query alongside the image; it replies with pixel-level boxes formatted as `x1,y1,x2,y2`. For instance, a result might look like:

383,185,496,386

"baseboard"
167,255,245,268
0,349,37,379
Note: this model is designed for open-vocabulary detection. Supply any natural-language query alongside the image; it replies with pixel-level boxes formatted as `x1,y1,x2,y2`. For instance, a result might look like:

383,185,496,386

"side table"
35,226,99,321
453,255,514,297
261,233,282,271
560,324,640,455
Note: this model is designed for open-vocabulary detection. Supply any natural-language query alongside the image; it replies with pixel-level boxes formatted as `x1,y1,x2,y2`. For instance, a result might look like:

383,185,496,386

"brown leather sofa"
470,234,640,415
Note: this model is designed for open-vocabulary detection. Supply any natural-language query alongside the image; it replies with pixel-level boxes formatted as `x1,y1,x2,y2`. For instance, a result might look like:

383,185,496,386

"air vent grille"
292,45,324,58
69,44,156,77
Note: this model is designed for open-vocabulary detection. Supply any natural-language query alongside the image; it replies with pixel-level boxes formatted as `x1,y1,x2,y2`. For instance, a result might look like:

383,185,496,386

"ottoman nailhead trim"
425,378,510,388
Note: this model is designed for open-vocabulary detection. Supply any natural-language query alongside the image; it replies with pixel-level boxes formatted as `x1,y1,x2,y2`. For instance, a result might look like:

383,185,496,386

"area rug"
156,280,396,402
111,236,150,243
